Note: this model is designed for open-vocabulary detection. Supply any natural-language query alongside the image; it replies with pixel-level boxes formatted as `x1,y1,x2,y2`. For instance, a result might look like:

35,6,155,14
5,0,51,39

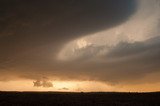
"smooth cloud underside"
0,0,160,85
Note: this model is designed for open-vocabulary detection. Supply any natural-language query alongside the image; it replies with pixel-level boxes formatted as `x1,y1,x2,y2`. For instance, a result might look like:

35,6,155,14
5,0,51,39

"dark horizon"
1,91,160,106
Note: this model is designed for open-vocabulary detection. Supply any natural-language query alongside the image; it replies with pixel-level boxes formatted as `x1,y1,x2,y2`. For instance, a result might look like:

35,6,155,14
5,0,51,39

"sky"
0,0,160,92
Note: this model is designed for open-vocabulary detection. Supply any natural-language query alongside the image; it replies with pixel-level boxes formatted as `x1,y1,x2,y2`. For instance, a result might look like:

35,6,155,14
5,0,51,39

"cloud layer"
0,0,160,87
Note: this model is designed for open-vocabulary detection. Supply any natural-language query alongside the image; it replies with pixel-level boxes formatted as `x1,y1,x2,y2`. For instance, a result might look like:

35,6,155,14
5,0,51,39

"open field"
0,91,160,106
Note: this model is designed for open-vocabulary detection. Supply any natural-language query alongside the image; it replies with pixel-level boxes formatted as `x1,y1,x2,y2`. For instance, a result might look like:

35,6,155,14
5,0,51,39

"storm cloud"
0,0,160,86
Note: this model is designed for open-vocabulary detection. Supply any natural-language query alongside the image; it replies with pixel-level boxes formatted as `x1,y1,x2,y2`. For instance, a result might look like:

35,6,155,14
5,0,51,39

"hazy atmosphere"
0,0,160,92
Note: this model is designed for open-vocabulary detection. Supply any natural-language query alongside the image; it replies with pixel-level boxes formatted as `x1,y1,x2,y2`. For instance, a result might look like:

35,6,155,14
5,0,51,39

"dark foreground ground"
0,91,160,106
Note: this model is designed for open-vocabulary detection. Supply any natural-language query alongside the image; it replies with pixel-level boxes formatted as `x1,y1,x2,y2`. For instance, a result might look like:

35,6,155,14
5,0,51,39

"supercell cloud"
0,0,160,86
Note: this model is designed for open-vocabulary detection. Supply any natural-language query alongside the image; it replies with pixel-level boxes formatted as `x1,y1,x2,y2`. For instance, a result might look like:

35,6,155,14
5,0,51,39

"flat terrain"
0,91,160,106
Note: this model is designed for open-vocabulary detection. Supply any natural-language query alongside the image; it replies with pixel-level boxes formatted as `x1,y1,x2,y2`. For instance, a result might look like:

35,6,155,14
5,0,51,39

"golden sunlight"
1,80,160,92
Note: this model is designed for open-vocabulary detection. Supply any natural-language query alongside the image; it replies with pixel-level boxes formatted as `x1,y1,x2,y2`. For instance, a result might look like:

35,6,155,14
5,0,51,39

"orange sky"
0,80,160,92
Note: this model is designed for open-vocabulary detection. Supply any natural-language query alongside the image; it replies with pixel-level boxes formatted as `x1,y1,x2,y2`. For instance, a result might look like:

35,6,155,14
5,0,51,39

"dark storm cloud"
84,37,160,83
11,36,160,84
1,0,151,84
0,0,137,66
34,36,160,84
